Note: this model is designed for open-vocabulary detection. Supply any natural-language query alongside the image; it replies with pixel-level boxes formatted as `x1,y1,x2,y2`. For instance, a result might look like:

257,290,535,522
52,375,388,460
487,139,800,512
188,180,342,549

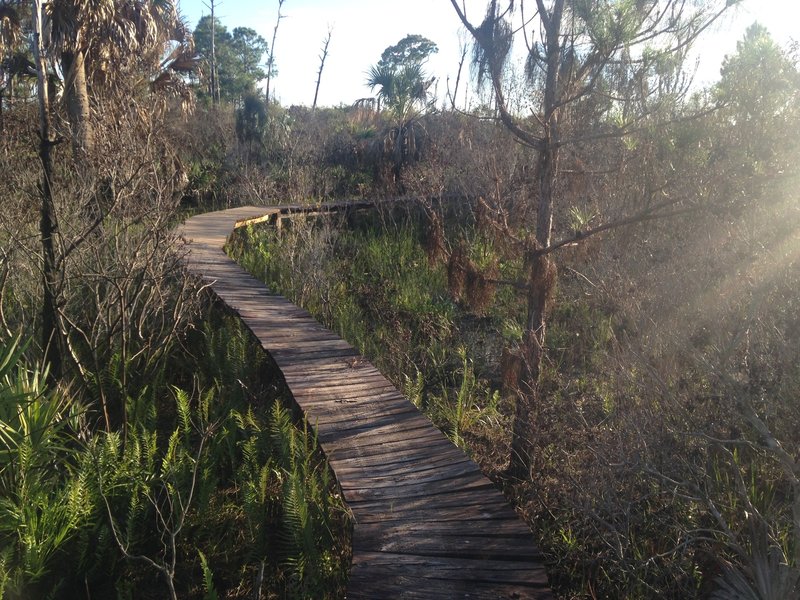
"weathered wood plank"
348,552,552,599
329,453,476,482
179,205,553,599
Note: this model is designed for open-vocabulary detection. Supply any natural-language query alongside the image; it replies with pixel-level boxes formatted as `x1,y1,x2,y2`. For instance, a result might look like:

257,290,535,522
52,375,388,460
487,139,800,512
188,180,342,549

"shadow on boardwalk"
180,205,553,599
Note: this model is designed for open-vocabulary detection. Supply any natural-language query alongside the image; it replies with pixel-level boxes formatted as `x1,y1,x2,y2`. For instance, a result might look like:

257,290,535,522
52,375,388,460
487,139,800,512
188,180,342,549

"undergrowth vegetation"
0,312,350,599
230,193,800,598
2,1,798,596
228,212,509,457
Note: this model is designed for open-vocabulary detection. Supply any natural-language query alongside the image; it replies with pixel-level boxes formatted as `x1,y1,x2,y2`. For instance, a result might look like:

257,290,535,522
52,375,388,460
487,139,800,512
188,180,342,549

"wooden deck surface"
179,206,553,599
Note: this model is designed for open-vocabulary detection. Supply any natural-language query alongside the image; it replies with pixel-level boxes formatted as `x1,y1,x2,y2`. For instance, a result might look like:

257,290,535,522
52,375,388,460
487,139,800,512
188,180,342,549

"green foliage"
367,62,432,122
197,549,219,600
0,336,90,597
186,159,222,202
225,401,347,599
231,214,508,458
181,313,348,598
367,34,437,122
377,34,438,71
90,371,347,598
232,407,274,556
195,313,267,394
572,0,654,49
236,93,269,159
272,405,342,597
193,16,269,102
429,347,501,448
0,307,350,598
0,338,78,471
714,23,800,180
717,23,799,122
232,216,459,388
402,368,425,409
548,295,616,373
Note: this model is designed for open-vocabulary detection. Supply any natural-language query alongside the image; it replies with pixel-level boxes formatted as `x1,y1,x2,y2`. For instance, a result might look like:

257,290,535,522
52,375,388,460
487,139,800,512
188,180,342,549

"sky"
177,0,799,108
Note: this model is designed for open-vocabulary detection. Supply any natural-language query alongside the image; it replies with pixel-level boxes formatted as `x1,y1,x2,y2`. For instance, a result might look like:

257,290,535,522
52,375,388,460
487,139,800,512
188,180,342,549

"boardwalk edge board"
179,204,554,599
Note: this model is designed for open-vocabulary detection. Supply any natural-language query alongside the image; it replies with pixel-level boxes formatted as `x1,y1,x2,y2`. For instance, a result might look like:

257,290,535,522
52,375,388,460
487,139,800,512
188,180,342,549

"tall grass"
229,215,510,457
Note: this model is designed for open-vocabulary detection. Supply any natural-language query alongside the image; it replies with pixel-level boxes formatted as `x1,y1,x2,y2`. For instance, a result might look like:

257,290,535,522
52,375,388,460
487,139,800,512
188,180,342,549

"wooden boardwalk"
179,206,553,599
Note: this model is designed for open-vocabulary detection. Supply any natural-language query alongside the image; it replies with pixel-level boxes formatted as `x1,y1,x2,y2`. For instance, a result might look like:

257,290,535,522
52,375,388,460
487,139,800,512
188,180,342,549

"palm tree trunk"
61,50,94,162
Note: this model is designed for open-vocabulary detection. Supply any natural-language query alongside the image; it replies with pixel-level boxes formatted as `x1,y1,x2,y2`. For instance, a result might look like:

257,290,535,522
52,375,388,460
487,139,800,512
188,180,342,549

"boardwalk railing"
179,205,553,599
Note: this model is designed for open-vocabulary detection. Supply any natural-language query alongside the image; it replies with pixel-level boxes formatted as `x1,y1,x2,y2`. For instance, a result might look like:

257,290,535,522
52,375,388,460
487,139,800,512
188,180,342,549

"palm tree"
366,62,431,122
366,61,435,180
0,0,195,384
47,0,193,161
0,1,22,128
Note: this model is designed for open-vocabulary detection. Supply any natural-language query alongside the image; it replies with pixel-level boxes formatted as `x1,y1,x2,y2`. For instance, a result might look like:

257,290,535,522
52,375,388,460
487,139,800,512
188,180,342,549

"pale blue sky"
177,0,799,108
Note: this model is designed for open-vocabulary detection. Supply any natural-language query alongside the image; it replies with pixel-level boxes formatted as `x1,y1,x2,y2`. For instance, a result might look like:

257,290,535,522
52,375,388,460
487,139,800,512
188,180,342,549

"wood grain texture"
179,205,553,599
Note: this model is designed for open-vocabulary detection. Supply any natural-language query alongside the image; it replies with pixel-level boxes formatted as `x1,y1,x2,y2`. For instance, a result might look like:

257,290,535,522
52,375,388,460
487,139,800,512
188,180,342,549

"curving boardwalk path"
179,205,553,599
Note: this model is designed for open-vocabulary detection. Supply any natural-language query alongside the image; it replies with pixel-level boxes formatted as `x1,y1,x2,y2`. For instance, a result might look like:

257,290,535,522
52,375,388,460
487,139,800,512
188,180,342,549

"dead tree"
312,27,332,110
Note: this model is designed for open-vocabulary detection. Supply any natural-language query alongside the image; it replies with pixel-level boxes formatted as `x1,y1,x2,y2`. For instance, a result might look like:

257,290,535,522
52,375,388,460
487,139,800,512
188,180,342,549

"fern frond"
174,387,191,434
197,549,219,600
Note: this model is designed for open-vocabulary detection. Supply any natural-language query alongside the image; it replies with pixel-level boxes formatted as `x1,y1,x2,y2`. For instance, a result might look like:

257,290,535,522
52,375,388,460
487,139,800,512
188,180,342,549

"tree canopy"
193,16,269,102
367,34,437,121
377,34,438,71
450,0,739,477
717,22,800,123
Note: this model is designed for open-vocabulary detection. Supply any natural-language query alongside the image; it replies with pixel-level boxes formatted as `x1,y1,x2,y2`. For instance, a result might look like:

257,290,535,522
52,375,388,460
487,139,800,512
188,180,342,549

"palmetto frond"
366,62,432,122
712,559,800,600
48,0,184,64
160,42,197,74
397,63,431,103
151,68,194,112
49,0,118,52
365,63,395,104
711,518,800,600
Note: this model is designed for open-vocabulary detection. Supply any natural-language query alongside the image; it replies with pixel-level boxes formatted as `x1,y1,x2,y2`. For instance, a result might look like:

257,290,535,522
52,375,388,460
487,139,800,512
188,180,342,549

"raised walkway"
179,205,553,599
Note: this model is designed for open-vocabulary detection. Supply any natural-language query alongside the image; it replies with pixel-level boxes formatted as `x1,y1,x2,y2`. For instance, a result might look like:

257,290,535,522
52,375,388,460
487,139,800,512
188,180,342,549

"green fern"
280,470,315,591
197,549,219,600
269,403,297,469
175,387,192,434
0,547,10,598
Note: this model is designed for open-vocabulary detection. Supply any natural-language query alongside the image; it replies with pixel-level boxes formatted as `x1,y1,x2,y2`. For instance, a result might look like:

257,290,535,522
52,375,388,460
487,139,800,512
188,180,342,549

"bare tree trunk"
509,256,552,478
61,50,95,162
32,0,62,382
264,0,286,106
312,28,332,111
508,0,564,478
449,42,468,111
210,0,219,104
